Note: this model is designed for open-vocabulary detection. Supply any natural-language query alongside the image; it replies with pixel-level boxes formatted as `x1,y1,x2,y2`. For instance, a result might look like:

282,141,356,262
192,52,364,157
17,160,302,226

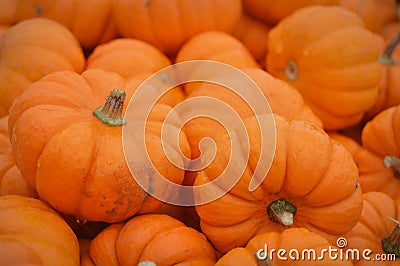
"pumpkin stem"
383,156,400,178
254,251,272,266
382,224,400,257
379,32,400,66
285,60,298,81
137,261,157,266
267,199,297,226
93,89,126,126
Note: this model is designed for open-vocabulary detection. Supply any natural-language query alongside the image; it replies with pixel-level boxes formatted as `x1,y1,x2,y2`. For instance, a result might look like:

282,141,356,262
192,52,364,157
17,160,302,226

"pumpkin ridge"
74,121,101,219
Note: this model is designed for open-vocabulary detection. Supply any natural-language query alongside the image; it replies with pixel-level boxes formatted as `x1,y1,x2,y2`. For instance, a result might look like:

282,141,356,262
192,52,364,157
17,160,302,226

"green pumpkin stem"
379,32,400,66
382,224,400,257
93,89,126,126
267,199,297,226
383,156,400,178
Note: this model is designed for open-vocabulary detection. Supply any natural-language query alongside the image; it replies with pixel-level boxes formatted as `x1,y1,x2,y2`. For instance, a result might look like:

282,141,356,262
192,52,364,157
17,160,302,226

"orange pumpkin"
175,31,260,95
0,18,85,117
86,38,185,107
0,116,37,197
232,13,271,64
0,195,80,265
366,23,400,120
176,31,259,70
242,0,339,25
12,0,117,48
87,214,217,265
216,228,353,265
8,69,191,223
113,0,242,56
343,191,400,265
195,114,362,253
361,104,400,198
266,6,384,130
329,132,400,200
340,0,398,33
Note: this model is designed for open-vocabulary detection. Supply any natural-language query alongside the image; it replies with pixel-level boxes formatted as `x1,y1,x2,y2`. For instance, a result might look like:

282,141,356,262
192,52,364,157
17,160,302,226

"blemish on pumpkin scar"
106,207,116,214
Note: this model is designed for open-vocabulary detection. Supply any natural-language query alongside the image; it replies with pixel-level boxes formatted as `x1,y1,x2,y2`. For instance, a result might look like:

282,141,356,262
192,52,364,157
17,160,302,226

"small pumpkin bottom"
379,32,400,66
384,156,400,178
382,223,400,257
267,198,297,226
93,89,126,126
284,60,298,81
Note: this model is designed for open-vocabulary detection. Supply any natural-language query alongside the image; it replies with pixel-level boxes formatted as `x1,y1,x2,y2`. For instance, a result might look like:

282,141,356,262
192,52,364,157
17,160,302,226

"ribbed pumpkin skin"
13,0,117,48
266,6,384,130
8,69,191,223
195,114,362,253
340,0,398,33
86,38,185,107
343,191,400,266
0,18,85,117
0,195,80,266
216,228,353,266
0,116,37,197
175,31,260,96
88,214,217,265
329,132,400,199
113,0,242,56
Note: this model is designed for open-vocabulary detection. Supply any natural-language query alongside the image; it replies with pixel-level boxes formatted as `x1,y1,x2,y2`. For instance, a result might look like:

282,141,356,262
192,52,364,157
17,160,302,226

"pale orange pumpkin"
266,6,384,130
8,69,191,223
0,18,85,117
13,0,117,48
87,214,217,265
113,0,242,56
0,116,37,197
0,195,80,265
195,114,362,253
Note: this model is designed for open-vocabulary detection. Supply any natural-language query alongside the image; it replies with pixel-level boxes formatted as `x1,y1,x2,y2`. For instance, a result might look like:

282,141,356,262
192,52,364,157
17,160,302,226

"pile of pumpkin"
1,0,400,265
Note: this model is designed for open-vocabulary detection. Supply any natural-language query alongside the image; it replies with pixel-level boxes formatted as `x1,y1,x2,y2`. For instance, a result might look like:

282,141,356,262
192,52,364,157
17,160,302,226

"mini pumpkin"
266,5,384,130
216,228,353,265
232,13,271,64
0,116,37,197
360,104,400,199
194,114,362,253
0,195,80,265
113,0,242,56
365,24,400,120
343,191,400,265
340,0,398,33
86,38,185,107
0,18,85,117
8,69,191,223
13,0,117,48
175,31,260,95
87,214,217,265
329,132,400,199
